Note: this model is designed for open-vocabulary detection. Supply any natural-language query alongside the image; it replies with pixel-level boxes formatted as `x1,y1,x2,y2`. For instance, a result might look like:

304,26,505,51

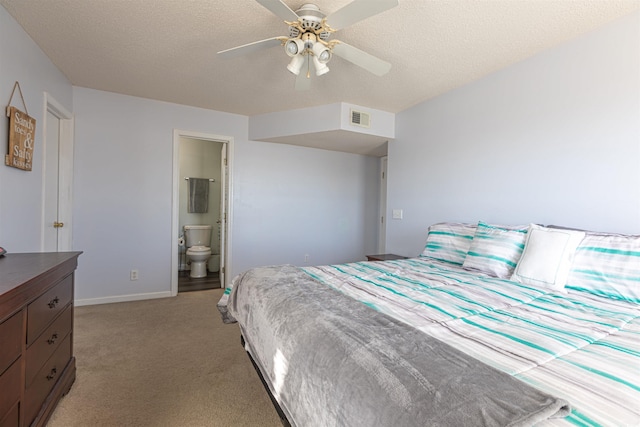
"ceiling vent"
350,109,370,128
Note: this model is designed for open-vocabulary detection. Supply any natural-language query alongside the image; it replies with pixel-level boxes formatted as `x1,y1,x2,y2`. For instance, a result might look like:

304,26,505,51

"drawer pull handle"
48,297,60,309
47,333,59,345
46,367,57,381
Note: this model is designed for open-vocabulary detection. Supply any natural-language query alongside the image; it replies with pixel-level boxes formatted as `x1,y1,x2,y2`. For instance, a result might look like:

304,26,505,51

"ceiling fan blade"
295,56,313,91
217,37,285,59
332,42,391,76
325,0,398,31
255,0,299,22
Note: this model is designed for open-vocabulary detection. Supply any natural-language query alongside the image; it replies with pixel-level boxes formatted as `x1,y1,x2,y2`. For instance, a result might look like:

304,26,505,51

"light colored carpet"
48,289,282,427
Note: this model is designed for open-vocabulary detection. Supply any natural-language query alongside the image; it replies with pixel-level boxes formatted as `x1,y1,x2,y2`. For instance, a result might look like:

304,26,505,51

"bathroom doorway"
171,130,233,296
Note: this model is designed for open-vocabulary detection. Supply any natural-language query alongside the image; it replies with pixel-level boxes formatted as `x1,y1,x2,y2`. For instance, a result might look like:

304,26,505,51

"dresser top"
0,252,82,319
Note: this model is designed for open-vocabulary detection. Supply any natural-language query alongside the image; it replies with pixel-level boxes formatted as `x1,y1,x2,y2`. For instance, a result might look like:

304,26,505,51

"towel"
188,178,209,213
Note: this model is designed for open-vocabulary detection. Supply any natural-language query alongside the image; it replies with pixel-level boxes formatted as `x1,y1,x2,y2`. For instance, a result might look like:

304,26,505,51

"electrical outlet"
304,254,310,263
130,269,138,281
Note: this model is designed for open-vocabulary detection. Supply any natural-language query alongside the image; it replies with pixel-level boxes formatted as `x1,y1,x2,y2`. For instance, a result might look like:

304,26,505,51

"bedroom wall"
72,87,380,303
232,140,380,274
0,5,73,252
386,11,640,257
0,3,379,304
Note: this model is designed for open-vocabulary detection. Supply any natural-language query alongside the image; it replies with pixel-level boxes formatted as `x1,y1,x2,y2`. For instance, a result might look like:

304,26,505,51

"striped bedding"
302,257,640,426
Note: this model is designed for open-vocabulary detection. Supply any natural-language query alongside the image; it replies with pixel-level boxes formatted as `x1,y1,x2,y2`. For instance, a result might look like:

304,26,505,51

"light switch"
392,209,403,220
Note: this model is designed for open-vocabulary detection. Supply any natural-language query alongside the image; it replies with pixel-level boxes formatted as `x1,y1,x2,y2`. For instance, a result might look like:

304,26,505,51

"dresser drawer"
0,401,19,427
0,358,21,423
25,305,72,388
0,311,22,376
24,334,71,426
27,275,73,345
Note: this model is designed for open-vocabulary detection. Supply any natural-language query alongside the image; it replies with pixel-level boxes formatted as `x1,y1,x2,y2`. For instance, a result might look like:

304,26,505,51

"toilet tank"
183,225,212,247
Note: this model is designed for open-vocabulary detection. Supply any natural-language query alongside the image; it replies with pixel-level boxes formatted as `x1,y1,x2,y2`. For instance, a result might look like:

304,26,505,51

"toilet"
184,225,212,278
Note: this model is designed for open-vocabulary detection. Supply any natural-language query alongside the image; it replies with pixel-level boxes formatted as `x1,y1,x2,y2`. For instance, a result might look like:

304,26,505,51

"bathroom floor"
178,270,221,293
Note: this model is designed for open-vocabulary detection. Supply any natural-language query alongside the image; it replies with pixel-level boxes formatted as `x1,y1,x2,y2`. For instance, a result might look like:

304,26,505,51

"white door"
219,143,228,287
43,111,61,251
42,94,74,252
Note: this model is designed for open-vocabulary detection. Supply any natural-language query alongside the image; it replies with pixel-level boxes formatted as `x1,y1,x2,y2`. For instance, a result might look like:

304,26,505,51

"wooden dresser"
0,252,81,427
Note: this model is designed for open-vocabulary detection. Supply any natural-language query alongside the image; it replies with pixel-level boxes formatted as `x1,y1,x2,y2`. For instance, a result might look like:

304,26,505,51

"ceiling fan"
218,0,398,90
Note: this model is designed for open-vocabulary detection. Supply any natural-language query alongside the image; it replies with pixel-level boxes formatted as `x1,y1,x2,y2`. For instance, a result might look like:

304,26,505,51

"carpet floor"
48,289,282,427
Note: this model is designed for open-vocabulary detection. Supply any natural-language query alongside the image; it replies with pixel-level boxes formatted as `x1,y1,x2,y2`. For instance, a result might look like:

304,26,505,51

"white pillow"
511,224,585,292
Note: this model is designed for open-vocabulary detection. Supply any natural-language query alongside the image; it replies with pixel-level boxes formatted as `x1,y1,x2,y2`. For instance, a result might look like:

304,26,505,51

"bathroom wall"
178,137,223,271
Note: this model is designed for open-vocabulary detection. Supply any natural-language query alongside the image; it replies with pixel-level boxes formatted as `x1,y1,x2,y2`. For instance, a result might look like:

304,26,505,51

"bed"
218,222,640,426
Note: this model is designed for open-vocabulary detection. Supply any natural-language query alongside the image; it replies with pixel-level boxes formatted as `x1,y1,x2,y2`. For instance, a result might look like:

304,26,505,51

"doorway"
42,93,74,252
171,130,233,297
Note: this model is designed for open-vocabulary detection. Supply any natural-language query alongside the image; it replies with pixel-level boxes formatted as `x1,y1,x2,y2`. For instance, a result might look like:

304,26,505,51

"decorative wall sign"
5,82,36,171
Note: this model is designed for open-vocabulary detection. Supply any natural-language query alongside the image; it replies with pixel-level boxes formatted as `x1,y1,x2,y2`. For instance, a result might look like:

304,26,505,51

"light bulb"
318,50,331,63
284,39,304,57
312,42,331,64
285,40,298,56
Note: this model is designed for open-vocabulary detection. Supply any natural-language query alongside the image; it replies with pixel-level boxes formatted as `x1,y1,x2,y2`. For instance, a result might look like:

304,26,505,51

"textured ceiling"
1,0,638,118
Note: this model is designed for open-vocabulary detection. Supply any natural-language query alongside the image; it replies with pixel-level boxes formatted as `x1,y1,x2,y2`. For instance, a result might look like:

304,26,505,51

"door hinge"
221,267,225,274
381,216,384,224
224,158,227,166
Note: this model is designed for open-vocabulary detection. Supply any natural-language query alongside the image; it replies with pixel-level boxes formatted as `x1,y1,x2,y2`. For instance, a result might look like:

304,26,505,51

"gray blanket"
219,265,570,427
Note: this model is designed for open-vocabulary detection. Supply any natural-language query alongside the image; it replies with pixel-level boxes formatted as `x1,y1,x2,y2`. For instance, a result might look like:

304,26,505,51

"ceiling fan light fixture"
313,55,330,76
218,0,399,88
312,42,331,64
287,54,305,75
284,38,304,57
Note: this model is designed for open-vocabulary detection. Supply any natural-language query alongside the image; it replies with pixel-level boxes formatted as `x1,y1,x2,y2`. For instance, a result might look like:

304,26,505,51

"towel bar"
184,177,215,182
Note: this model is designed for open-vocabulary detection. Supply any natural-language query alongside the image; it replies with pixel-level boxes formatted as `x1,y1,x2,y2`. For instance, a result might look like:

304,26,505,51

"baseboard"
74,291,173,306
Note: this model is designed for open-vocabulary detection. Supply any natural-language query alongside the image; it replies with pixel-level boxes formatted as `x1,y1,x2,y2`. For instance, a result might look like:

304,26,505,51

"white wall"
72,88,247,303
386,11,640,257
73,88,380,304
1,4,380,305
232,140,380,274
0,6,73,251
249,102,395,140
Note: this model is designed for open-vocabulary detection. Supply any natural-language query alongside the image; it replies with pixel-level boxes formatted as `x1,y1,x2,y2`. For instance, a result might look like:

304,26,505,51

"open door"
219,142,228,287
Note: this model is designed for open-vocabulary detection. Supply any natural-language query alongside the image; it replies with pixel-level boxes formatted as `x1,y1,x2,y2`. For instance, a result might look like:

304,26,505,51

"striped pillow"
420,222,476,265
462,222,528,278
565,232,640,303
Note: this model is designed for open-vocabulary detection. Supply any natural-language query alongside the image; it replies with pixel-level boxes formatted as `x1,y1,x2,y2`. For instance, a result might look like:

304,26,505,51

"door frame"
171,129,234,296
378,156,388,253
41,92,74,251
